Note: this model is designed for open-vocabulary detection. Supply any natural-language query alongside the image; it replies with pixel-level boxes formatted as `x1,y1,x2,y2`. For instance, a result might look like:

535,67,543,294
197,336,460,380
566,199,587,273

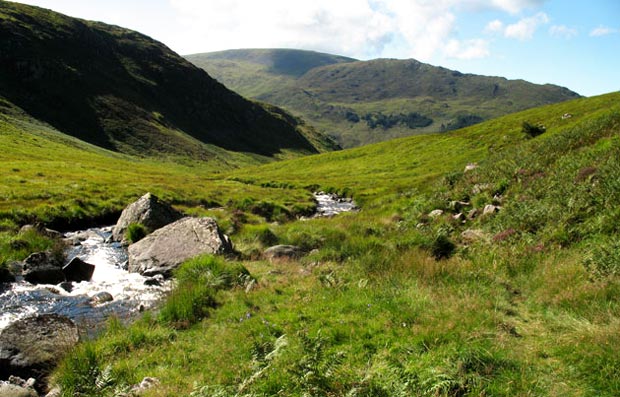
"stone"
464,163,478,172
58,281,73,293
112,193,182,243
44,387,61,397
131,377,160,395
0,267,15,283
467,208,479,220
62,257,95,282
483,204,501,216
0,314,79,384
461,229,488,243
19,224,62,239
263,245,305,261
428,209,444,218
0,383,37,397
144,275,163,286
22,252,65,285
89,292,113,305
128,217,233,277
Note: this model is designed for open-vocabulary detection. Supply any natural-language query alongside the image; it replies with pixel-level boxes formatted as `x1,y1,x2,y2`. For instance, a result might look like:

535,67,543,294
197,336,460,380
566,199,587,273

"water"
0,195,356,333
0,227,170,333
313,192,357,217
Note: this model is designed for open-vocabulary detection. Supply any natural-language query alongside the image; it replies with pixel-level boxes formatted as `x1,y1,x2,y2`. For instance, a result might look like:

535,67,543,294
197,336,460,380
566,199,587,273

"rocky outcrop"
112,193,182,243
264,245,305,261
128,217,233,277
21,252,65,285
62,257,95,282
0,314,79,384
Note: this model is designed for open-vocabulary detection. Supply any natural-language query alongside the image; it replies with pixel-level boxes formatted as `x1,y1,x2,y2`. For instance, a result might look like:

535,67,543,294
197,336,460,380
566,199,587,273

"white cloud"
489,0,546,14
167,0,497,62
485,19,504,34
444,39,490,59
504,12,549,40
549,25,578,39
589,26,618,37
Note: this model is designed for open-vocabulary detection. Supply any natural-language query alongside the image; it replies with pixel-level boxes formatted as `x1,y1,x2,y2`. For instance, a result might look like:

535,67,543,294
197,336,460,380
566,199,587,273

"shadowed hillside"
0,2,338,159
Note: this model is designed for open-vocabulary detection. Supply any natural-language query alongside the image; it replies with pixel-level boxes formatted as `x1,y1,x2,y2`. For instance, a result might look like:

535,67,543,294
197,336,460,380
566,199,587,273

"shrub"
125,223,147,243
521,121,546,138
431,234,456,260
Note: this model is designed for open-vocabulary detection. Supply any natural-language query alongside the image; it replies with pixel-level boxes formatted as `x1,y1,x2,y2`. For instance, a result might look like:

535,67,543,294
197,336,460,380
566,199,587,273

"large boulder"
112,193,182,243
21,252,65,285
128,217,233,277
0,314,79,384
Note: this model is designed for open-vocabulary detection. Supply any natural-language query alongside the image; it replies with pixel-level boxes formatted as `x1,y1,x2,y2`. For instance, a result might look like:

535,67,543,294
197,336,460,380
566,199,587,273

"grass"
2,92,620,395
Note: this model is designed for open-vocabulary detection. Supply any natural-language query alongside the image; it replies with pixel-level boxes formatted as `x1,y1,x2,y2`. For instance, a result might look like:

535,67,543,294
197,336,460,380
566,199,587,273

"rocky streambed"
0,226,171,334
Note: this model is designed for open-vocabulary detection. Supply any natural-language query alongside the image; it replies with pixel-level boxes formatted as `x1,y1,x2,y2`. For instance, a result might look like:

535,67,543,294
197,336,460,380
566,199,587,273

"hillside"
0,2,338,159
0,92,611,395
187,49,580,148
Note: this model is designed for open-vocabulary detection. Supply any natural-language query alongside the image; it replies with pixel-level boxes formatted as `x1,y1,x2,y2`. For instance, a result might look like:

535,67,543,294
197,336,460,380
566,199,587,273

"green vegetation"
125,223,147,243
187,49,579,148
0,92,600,395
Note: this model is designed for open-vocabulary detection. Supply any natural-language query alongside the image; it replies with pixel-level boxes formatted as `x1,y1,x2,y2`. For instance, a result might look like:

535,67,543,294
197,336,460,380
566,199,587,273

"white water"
0,227,170,332
0,195,355,333
313,192,357,217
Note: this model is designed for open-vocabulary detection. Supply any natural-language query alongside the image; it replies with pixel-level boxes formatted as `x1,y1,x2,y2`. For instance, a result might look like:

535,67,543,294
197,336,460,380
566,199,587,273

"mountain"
187,48,580,148
0,2,338,160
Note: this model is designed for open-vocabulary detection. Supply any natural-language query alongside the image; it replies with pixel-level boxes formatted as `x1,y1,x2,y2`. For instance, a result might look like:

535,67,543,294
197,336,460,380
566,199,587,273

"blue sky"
16,0,620,96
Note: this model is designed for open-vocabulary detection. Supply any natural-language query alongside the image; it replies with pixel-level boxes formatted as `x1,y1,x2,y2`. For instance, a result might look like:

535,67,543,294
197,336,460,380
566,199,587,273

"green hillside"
0,3,337,159
2,92,615,396
187,49,580,148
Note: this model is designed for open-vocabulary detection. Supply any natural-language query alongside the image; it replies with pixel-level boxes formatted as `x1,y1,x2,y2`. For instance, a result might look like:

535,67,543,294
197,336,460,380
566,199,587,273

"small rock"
131,377,160,395
464,163,478,172
0,383,37,397
452,213,465,222
263,245,305,261
144,275,164,286
483,204,501,216
58,281,73,293
428,209,444,218
44,387,61,397
90,292,113,305
461,229,487,243
62,257,95,282
467,208,479,220
0,267,15,283
472,183,492,195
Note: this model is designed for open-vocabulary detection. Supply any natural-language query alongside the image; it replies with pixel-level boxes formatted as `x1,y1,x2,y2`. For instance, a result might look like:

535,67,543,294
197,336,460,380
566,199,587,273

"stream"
0,227,171,334
0,193,356,333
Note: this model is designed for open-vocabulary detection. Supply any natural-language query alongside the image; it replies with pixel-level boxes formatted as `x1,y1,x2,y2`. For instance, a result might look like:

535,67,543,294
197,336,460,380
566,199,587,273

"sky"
15,0,620,97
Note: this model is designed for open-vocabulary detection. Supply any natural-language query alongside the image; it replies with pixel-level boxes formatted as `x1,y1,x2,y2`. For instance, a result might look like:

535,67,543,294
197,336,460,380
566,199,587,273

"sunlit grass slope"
44,92,620,396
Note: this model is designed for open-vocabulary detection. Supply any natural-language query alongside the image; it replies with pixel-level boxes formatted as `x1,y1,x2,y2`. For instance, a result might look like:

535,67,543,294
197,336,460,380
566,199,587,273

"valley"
1,1,619,396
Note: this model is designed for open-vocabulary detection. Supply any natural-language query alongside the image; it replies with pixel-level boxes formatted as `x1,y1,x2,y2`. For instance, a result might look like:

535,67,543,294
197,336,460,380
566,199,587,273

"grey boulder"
0,314,79,383
62,257,95,282
128,217,233,277
112,192,182,243
264,245,305,261
22,252,65,285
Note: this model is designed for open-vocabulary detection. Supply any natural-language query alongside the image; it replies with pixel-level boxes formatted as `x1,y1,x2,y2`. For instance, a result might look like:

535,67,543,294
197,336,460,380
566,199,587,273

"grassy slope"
187,49,579,148
0,2,337,159
39,92,620,396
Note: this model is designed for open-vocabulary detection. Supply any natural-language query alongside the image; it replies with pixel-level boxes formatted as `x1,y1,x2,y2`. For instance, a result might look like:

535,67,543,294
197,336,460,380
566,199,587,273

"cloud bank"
169,0,545,60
